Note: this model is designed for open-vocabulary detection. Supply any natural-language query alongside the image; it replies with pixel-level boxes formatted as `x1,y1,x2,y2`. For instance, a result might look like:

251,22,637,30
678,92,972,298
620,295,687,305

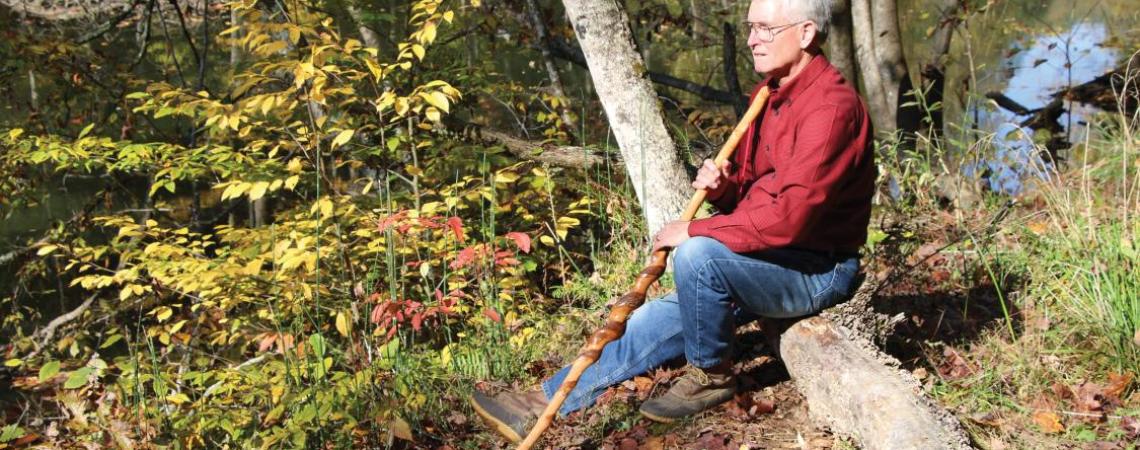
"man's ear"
799,21,817,49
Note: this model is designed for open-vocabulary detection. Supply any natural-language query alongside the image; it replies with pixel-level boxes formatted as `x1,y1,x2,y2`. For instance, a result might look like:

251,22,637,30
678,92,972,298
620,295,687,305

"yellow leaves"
493,171,520,184
335,311,351,337
288,26,301,45
36,244,59,256
331,129,354,149
166,392,191,405
154,306,174,322
8,128,24,140
311,197,335,219
243,258,263,276
248,181,270,201
420,22,437,44
284,175,301,191
118,284,147,301
420,91,449,113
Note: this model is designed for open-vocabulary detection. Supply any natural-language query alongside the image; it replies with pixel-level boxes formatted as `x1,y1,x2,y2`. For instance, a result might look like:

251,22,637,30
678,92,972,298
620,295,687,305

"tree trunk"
850,0,890,133
824,0,858,85
850,0,914,136
722,22,745,118
919,0,962,142
561,0,691,237
347,4,382,50
229,5,242,69
524,0,577,138
27,69,38,111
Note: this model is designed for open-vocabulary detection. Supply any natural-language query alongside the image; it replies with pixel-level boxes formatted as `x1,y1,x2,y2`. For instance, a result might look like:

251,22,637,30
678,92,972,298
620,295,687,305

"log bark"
778,280,973,450
561,0,692,237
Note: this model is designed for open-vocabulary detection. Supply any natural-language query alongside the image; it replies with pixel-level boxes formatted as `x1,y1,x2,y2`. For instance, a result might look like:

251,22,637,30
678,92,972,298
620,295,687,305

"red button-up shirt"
687,55,875,255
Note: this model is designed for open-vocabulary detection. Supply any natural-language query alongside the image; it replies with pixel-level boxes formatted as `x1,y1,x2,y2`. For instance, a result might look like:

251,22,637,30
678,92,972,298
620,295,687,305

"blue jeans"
540,236,859,415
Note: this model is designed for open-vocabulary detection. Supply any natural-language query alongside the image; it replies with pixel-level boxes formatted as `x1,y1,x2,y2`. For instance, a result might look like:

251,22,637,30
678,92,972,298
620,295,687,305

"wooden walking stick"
517,86,771,449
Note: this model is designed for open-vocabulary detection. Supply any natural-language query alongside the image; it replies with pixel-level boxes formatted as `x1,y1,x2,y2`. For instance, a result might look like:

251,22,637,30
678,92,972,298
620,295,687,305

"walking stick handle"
517,87,770,450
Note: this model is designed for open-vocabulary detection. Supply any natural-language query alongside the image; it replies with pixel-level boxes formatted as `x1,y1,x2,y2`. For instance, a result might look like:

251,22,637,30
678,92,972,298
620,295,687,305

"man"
470,0,875,441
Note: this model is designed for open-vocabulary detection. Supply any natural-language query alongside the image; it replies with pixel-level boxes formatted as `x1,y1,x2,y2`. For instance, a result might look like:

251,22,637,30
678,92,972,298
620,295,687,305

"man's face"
746,0,807,76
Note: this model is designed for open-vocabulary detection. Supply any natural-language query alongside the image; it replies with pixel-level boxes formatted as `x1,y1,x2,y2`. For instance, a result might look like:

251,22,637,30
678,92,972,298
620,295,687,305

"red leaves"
505,232,531,253
446,216,465,242
256,333,295,354
369,295,458,340
450,247,477,269
482,308,501,323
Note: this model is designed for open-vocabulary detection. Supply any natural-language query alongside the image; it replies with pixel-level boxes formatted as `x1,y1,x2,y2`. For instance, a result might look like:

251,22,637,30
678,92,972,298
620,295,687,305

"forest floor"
454,202,1139,450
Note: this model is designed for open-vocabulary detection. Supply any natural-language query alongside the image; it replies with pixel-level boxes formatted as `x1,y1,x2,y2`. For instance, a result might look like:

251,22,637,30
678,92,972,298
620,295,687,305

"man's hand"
652,220,690,252
692,159,731,196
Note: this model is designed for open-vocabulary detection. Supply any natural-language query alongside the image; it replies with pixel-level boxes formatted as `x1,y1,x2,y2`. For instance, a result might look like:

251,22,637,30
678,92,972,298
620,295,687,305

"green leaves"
63,367,93,389
38,361,60,381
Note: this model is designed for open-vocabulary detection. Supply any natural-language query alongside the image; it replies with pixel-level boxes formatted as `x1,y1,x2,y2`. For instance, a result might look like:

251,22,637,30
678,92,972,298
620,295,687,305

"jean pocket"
810,260,857,311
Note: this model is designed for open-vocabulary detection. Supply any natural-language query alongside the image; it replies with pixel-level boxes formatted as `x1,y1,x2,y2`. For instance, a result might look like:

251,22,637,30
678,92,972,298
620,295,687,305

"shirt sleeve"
687,103,860,253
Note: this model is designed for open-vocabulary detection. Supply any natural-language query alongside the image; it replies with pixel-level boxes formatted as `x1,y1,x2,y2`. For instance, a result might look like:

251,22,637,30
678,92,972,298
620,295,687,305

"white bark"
870,0,909,126
347,4,381,50
561,0,691,236
850,0,890,133
524,0,576,134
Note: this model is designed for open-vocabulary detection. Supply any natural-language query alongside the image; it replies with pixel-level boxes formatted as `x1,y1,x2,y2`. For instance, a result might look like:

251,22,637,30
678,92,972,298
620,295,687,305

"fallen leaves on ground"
937,346,975,380
1031,411,1065,433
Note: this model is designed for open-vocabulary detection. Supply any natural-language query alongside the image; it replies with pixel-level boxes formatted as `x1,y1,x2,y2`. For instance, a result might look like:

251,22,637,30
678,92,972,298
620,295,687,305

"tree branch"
478,129,610,169
548,37,747,106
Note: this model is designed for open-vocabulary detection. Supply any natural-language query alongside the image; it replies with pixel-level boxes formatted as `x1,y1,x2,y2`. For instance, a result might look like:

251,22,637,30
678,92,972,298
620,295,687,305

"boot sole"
468,395,524,443
639,409,679,423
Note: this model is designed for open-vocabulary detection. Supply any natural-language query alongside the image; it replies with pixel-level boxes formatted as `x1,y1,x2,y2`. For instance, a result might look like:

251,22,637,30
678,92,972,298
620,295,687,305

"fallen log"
778,280,973,450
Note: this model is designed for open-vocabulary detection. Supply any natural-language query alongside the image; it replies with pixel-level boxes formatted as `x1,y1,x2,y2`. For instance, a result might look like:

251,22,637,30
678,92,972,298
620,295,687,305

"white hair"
780,0,833,44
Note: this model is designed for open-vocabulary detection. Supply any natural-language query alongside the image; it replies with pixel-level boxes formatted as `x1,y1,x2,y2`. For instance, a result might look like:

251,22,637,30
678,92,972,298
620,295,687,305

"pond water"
897,0,1135,195
974,21,1121,194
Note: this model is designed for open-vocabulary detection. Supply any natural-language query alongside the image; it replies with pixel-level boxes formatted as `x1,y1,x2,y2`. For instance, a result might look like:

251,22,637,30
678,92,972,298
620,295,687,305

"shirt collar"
760,54,830,108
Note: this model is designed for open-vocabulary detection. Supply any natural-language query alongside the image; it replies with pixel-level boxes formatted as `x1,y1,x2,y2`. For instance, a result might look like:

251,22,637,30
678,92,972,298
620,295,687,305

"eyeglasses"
741,20,806,43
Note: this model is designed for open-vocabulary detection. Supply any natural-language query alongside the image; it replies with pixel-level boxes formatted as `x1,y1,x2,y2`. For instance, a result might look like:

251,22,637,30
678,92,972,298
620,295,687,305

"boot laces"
681,365,712,387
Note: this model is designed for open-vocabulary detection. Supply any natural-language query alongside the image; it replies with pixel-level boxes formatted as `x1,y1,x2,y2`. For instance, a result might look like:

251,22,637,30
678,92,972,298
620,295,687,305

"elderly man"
471,0,875,441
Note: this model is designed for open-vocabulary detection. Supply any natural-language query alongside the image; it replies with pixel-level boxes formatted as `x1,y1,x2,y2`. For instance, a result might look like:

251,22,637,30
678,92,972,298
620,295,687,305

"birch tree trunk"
561,0,691,236
347,4,382,50
524,0,576,137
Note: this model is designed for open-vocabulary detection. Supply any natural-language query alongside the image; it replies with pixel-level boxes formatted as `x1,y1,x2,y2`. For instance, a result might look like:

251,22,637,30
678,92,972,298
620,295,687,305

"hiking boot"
639,362,737,422
468,387,548,443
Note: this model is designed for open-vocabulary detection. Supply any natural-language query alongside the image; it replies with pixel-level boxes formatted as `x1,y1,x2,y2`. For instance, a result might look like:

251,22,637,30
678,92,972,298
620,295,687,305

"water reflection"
975,21,1118,194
